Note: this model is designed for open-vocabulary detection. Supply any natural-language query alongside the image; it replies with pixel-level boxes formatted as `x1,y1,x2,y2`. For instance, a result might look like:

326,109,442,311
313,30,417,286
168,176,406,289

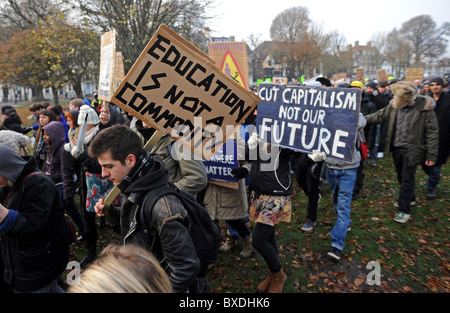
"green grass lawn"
66,156,448,293
203,157,449,293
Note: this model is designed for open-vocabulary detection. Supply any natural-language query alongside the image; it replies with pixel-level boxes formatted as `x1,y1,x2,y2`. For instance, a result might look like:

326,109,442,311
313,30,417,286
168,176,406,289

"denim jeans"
424,164,442,191
326,168,357,251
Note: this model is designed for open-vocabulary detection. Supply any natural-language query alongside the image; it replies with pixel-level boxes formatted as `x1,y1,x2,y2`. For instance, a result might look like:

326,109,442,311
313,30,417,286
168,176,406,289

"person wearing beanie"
1,106,29,135
0,143,69,293
65,104,120,268
365,81,439,223
424,76,450,200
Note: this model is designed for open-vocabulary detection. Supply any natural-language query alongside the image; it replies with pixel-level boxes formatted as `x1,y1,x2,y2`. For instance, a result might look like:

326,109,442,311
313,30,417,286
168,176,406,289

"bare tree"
399,15,449,66
70,0,213,72
384,29,413,78
326,30,347,55
270,7,331,80
270,6,310,42
0,0,60,39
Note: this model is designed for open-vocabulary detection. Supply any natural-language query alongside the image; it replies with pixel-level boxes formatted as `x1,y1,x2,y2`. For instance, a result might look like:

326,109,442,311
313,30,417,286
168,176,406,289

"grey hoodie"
326,113,367,170
0,143,27,183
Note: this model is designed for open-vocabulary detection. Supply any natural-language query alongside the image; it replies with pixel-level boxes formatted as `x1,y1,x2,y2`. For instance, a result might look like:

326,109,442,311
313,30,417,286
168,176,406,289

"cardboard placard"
377,69,388,82
256,84,362,162
112,52,125,93
110,24,260,161
356,68,365,82
405,68,424,82
208,42,249,88
99,30,117,101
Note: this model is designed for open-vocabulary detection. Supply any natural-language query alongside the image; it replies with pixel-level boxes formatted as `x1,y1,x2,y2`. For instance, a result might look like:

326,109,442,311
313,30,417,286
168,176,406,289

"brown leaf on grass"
354,278,365,287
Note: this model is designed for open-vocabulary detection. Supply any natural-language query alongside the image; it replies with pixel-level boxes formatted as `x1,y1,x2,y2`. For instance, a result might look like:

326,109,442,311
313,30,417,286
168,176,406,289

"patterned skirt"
249,191,291,226
85,172,121,212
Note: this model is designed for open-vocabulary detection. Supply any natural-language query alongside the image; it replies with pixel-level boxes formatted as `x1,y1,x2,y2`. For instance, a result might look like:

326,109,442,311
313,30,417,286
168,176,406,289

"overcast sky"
207,0,449,53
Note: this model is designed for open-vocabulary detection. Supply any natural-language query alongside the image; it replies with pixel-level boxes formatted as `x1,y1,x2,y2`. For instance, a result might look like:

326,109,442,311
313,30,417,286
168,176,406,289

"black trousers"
392,148,416,214
295,162,322,221
82,210,98,257
252,223,280,273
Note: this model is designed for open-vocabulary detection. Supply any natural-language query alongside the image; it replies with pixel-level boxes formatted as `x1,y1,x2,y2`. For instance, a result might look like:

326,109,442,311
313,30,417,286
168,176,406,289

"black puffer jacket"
248,143,293,196
106,150,200,293
0,156,69,292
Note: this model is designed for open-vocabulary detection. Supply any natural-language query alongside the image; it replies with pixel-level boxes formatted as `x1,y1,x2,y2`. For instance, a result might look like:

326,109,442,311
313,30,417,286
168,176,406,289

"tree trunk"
32,85,44,101
52,88,59,106
73,78,83,99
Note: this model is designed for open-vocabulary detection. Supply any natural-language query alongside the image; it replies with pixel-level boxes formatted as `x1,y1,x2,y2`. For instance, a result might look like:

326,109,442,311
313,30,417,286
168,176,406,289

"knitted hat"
78,105,100,126
391,81,418,109
429,76,444,86
2,107,18,118
1,105,13,115
365,81,377,89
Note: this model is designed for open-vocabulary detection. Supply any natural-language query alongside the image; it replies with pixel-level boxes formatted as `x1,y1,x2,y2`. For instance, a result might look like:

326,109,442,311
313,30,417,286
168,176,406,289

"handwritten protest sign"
99,30,116,101
111,24,260,161
208,42,249,88
203,138,239,189
377,69,388,82
405,68,424,82
256,84,362,162
356,68,365,82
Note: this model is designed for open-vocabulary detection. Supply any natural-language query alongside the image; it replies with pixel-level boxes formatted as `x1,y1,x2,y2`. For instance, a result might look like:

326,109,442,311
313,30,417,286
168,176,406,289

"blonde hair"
68,244,172,293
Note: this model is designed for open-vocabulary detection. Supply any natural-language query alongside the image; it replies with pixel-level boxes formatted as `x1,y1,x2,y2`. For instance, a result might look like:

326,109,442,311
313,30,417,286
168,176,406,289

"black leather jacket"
107,151,200,293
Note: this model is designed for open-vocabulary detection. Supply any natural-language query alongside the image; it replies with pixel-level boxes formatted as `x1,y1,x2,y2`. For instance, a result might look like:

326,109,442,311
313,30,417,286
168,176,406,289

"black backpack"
140,183,222,268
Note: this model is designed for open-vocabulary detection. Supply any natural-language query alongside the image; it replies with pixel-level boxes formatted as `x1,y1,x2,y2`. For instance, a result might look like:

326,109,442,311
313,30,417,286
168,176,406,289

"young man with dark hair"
90,124,203,293
425,76,450,199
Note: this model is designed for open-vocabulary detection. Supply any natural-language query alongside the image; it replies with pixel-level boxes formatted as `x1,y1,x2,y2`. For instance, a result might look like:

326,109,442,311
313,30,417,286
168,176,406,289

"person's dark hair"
89,124,143,164
40,109,58,122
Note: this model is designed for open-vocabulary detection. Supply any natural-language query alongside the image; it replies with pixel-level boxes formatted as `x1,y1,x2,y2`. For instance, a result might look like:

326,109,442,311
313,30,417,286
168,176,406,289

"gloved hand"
64,142,74,153
22,127,32,135
247,132,259,150
71,145,84,158
308,149,327,162
231,167,249,179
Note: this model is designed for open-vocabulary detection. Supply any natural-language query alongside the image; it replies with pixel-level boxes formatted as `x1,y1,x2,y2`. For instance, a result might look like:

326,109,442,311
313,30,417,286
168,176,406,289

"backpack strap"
138,184,179,246
5,171,44,202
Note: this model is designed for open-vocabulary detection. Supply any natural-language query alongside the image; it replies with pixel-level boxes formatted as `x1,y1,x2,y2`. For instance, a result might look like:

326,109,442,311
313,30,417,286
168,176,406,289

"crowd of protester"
0,75,448,293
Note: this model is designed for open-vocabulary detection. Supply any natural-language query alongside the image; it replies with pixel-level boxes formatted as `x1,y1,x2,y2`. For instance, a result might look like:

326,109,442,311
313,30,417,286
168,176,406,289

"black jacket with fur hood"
365,95,439,167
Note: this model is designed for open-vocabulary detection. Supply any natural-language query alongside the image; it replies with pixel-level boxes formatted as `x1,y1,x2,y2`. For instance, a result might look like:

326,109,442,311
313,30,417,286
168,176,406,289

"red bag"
360,140,368,161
